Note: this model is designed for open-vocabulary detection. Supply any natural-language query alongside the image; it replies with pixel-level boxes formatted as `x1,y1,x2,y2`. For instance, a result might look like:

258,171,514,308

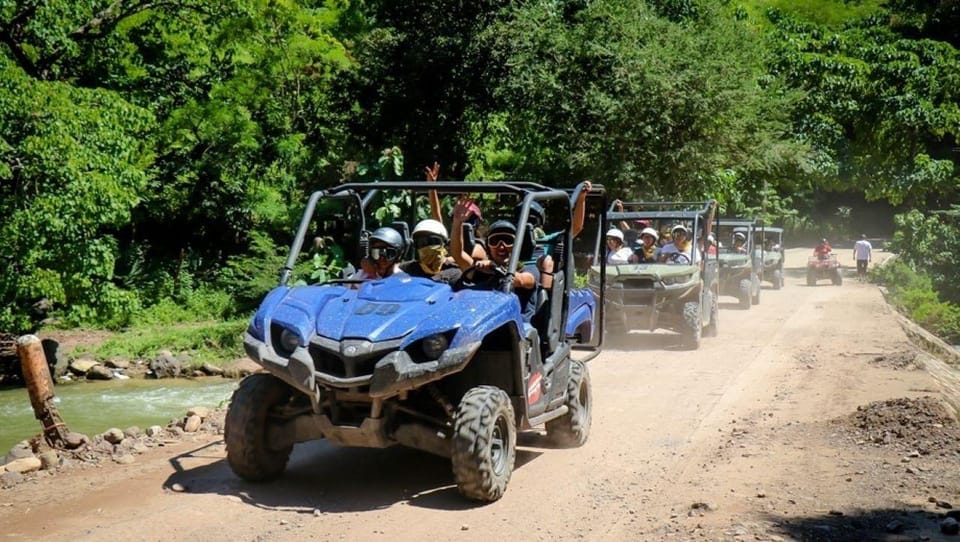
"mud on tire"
452,386,516,502
546,360,592,447
225,373,294,482
682,301,702,350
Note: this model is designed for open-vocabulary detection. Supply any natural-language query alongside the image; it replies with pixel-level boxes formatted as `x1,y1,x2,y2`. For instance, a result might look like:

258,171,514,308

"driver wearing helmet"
605,228,634,265
635,227,660,263
814,238,832,260
398,219,462,284
732,231,748,254
349,227,406,283
451,200,541,321
658,224,694,264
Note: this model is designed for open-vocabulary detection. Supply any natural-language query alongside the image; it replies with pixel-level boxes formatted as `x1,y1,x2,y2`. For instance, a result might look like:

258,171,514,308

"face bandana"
417,245,447,275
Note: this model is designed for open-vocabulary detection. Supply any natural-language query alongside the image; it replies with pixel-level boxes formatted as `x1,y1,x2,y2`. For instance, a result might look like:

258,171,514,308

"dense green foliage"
1,0,958,339
872,260,960,343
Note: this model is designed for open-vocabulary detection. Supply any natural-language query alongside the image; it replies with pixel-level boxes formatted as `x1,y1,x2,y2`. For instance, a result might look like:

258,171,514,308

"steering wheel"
460,262,511,290
670,252,692,265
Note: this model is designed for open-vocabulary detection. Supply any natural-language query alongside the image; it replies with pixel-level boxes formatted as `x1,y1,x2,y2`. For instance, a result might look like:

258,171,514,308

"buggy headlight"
421,333,449,360
278,329,300,356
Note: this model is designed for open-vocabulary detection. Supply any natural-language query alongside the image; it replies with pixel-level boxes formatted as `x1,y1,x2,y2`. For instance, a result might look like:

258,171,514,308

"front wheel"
682,301,702,350
452,386,516,502
546,360,592,447
738,279,751,309
833,268,843,286
225,374,295,482
703,290,719,338
806,269,816,286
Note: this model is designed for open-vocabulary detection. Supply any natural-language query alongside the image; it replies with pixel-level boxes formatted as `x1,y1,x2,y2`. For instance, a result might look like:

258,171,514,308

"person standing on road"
854,234,873,282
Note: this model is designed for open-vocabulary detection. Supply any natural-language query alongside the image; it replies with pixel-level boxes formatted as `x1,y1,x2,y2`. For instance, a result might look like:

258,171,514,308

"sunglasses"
413,235,446,249
369,246,400,260
487,234,515,249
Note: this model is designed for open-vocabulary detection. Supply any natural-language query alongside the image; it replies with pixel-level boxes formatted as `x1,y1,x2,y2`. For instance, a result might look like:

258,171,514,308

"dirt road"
4,247,960,541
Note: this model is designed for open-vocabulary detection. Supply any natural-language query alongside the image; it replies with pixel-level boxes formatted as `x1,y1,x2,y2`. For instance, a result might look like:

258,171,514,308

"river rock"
69,357,99,375
123,426,141,438
183,415,202,433
4,456,42,474
105,357,130,370
3,441,34,465
64,432,90,449
38,450,59,470
146,425,163,437
1,471,24,488
149,351,181,379
103,428,125,445
200,363,224,376
187,407,210,420
86,365,114,380
114,454,136,465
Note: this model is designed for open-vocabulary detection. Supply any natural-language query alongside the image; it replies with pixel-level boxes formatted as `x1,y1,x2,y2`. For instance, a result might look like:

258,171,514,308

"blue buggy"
225,180,604,501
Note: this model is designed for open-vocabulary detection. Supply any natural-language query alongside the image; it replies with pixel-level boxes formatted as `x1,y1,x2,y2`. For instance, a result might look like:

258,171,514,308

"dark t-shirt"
398,260,463,284
454,263,540,322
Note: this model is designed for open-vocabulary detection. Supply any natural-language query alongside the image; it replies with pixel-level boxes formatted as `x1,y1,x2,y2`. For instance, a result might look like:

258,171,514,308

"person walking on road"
854,234,873,282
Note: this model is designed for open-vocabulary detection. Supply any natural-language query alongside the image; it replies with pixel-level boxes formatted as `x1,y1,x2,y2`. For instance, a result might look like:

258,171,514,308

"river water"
0,378,237,454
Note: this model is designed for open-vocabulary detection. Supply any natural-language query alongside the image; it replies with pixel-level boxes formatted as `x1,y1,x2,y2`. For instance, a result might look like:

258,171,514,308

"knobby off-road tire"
806,270,816,286
773,269,783,290
452,386,516,502
682,301,702,350
225,373,295,482
833,268,843,286
703,290,719,338
738,279,752,310
546,360,592,447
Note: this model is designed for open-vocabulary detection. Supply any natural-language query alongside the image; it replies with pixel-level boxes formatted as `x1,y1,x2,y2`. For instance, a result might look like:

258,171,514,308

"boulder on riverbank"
0,406,227,490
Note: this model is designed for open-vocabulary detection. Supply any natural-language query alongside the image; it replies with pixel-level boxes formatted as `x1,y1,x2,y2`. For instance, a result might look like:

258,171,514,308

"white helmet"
606,228,624,242
671,224,689,234
640,227,659,241
733,232,746,241
412,219,448,240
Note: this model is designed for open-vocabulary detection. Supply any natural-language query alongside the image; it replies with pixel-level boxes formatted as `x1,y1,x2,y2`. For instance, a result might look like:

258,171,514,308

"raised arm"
425,162,442,221
451,198,477,269
573,180,593,238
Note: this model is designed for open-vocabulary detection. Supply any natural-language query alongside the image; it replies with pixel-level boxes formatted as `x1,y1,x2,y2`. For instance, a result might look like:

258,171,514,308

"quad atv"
225,180,604,502
807,254,842,286
715,219,761,309
753,226,785,289
588,200,719,349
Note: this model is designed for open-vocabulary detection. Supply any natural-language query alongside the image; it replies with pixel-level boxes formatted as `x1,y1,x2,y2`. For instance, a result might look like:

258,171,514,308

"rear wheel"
703,290,719,338
773,269,783,290
738,279,751,309
452,386,516,502
682,301,702,350
546,360,592,447
225,374,294,482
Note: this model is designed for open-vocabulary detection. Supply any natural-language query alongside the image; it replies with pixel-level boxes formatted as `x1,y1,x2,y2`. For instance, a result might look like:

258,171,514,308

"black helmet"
516,201,545,226
488,220,517,236
370,227,404,250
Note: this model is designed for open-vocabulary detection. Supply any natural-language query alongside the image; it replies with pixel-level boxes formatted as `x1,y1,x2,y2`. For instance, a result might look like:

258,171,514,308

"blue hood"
253,276,523,350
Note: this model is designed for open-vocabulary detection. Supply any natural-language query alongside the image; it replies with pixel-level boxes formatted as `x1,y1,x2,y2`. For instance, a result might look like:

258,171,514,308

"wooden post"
17,334,70,449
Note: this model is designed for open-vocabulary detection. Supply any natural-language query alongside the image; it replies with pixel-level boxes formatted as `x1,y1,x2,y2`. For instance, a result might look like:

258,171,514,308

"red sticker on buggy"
527,372,543,404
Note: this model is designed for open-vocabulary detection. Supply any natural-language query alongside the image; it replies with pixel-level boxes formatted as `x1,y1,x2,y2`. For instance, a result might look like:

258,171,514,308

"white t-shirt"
348,264,403,282
659,242,694,264
854,239,873,261
606,247,635,265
